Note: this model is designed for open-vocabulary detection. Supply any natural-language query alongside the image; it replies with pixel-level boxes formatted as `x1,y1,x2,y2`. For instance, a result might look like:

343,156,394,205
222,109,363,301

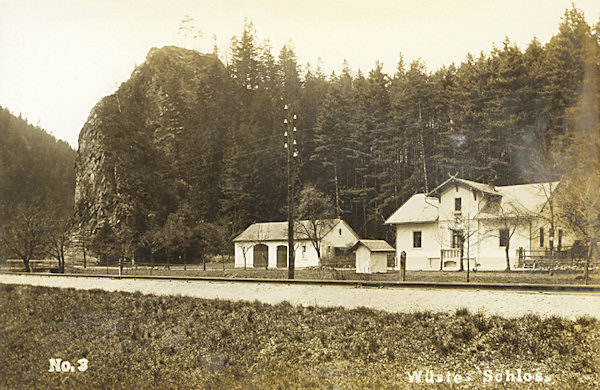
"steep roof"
495,182,559,215
233,219,345,242
351,239,395,252
428,176,499,197
386,178,560,223
384,194,439,224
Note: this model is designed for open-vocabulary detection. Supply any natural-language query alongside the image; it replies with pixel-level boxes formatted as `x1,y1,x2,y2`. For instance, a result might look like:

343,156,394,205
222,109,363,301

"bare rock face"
75,46,230,249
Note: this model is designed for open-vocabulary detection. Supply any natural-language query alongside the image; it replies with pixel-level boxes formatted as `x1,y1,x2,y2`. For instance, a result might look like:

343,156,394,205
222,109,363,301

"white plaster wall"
389,183,583,271
355,246,370,273
371,252,388,273
323,220,359,249
234,221,358,269
439,185,480,222
267,244,278,268
235,240,321,268
295,242,320,267
530,218,577,251
476,219,530,270
234,242,254,268
395,222,441,270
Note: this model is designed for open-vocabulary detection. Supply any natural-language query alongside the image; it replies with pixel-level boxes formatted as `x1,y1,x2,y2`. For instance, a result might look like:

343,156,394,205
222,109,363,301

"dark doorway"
276,245,287,268
253,244,268,269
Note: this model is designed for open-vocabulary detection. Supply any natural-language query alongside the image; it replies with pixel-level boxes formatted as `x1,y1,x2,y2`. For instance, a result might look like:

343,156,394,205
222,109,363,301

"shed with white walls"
352,240,395,274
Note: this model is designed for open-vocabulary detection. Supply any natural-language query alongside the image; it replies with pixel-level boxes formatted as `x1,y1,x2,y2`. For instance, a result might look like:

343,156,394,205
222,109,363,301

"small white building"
385,176,574,271
233,219,359,269
352,240,395,274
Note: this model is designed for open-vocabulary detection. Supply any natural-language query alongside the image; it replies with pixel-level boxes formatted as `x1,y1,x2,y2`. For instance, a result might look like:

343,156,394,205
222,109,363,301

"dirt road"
1,273,599,319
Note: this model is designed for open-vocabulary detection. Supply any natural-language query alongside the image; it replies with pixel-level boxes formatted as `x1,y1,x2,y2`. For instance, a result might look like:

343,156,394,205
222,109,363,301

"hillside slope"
0,106,75,220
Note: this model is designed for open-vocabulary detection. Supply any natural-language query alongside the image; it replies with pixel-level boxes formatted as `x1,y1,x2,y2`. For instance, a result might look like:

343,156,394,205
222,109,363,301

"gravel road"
2,274,599,319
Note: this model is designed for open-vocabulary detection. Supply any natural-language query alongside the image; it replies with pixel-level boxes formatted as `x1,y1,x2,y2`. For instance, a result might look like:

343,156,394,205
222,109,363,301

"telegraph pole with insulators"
284,104,298,279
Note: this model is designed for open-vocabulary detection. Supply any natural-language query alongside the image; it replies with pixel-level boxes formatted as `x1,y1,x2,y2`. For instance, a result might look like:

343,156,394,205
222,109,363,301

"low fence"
321,255,355,268
320,254,395,268
2,259,60,272
516,246,599,270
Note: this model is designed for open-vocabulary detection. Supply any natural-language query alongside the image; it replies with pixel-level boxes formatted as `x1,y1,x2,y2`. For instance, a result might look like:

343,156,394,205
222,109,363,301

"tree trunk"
458,236,464,271
584,243,594,285
419,128,429,193
362,199,367,237
23,258,30,272
59,246,65,272
334,164,340,218
467,257,470,282
466,232,471,282
83,245,87,269
505,245,511,272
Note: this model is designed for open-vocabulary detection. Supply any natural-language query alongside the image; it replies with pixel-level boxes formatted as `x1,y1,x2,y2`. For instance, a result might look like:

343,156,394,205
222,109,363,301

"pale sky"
1,0,599,149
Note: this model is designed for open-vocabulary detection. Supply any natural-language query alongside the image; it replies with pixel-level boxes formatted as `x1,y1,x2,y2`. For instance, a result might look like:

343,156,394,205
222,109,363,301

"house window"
455,197,462,212
413,231,422,248
499,229,509,247
539,228,544,247
302,245,306,253
558,229,563,249
451,230,463,249
339,228,342,236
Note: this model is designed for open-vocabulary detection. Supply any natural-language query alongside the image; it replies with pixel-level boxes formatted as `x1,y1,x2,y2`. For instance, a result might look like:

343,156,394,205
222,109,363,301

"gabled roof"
233,218,347,242
384,193,439,224
428,176,499,197
351,239,395,252
495,181,560,215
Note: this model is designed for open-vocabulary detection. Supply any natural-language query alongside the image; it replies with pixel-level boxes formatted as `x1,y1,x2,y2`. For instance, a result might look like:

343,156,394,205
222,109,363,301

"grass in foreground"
0,285,599,389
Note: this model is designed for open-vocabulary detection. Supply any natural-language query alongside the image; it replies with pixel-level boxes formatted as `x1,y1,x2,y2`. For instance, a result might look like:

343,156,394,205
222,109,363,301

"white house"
352,239,395,274
385,176,574,271
233,219,359,269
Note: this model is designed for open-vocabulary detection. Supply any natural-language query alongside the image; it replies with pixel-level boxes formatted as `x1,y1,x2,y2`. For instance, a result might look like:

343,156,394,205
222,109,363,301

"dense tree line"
73,7,598,264
0,107,76,269
217,8,599,242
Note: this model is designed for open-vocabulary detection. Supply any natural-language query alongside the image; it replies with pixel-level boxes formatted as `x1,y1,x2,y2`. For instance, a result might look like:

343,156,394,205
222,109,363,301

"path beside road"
1,273,599,319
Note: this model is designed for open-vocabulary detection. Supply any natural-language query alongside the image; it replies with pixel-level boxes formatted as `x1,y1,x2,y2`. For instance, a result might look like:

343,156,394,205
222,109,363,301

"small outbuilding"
352,239,395,274
233,219,359,269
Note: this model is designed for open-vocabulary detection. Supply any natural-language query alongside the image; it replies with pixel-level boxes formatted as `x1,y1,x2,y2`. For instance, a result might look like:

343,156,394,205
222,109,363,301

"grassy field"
61,264,600,285
1,285,599,389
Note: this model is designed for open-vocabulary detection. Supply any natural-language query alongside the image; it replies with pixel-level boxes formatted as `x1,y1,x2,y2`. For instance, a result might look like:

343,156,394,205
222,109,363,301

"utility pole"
284,104,298,279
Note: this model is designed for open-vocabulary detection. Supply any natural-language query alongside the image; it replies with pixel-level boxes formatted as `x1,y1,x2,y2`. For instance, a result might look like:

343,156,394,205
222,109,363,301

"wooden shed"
352,240,395,274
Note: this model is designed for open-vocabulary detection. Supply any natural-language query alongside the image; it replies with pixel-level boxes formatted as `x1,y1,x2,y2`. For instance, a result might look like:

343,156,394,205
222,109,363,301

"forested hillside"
0,107,76,267
75,7,599,262
0,107,75,217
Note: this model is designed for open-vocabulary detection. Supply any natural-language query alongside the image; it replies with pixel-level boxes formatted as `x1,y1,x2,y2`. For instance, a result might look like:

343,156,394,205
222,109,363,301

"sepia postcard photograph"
1,0,599,388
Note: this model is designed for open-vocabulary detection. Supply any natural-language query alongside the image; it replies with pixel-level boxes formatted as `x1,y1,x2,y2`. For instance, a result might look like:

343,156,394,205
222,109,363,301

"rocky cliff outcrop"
75,46,232,249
